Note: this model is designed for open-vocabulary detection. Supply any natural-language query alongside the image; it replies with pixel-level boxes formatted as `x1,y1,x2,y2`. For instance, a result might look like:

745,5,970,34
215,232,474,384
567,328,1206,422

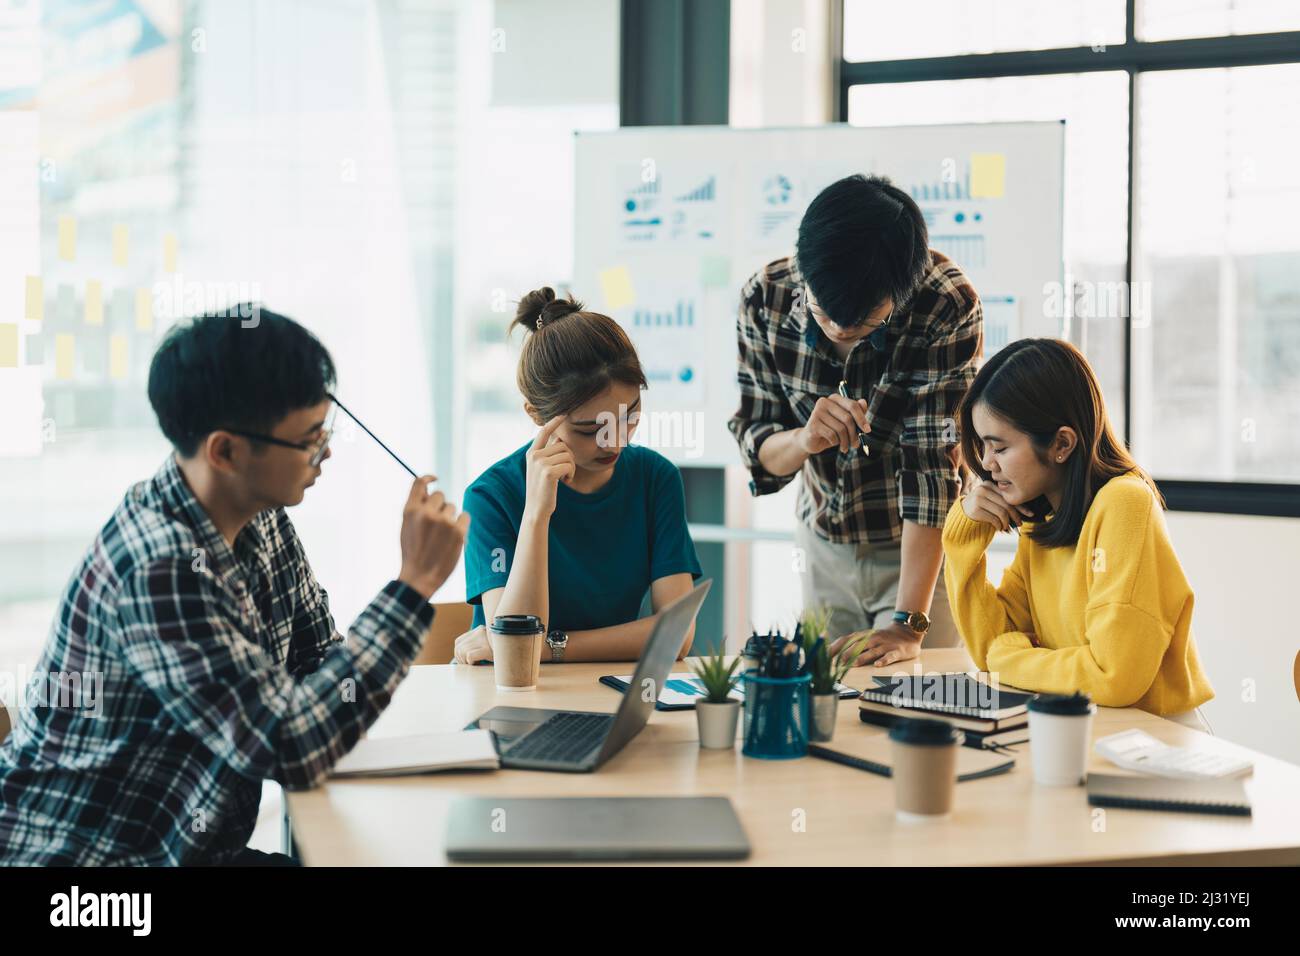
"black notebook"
862,673,1034,721
1086,773,1252,817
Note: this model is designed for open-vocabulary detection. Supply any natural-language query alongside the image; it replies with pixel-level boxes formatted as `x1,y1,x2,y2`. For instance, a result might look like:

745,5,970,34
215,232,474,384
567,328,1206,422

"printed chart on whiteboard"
575,123,1064,467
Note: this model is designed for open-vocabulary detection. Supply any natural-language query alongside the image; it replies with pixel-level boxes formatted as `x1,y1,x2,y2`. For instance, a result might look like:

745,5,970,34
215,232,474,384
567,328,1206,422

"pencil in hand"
837,380,870,456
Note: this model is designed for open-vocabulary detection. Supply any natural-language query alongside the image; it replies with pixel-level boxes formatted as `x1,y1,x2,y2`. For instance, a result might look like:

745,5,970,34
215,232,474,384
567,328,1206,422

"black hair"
957,338,1163,549
795,173,930,327
147,305,336,457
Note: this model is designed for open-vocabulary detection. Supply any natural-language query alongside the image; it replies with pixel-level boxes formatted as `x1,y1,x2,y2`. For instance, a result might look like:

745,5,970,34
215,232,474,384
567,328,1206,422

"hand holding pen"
795,386,871,456
837,381,870,455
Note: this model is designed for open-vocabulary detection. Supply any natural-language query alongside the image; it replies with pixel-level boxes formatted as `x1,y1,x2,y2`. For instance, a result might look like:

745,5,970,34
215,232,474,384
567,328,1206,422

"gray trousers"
794,521,960,649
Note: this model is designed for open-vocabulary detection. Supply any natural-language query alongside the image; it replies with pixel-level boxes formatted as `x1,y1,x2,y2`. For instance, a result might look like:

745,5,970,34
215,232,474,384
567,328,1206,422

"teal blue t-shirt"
463,442,703,631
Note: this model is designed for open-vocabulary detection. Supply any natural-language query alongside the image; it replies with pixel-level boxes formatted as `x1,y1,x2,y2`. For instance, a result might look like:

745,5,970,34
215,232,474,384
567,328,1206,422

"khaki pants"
794,520,960,649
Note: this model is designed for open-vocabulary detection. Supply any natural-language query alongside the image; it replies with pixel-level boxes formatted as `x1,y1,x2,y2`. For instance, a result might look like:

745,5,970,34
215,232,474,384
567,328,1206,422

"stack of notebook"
858,673,1033,750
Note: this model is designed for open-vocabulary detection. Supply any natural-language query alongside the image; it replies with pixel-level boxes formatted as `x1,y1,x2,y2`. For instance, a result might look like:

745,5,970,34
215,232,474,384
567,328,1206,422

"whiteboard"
573,122,1064,467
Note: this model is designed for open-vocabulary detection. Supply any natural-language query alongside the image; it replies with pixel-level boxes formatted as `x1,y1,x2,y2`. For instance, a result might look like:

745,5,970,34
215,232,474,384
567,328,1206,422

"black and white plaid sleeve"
115,559,434,791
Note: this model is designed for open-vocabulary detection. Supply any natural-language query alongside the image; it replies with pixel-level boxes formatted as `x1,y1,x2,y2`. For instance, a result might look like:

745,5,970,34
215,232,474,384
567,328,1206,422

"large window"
0,0,619,657
1133,63,1300,482
840,0,1300,513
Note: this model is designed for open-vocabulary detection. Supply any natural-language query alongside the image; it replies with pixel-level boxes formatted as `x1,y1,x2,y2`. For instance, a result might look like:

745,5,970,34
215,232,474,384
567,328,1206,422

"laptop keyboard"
504,713,614,764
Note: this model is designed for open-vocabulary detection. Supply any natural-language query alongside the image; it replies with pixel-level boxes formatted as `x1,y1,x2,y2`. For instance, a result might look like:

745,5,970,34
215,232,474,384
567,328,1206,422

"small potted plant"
798,607,867,743
690,644,742,749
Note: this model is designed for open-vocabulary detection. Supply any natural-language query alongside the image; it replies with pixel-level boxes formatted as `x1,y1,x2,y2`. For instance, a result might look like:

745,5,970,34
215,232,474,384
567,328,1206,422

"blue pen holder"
741,672,810,759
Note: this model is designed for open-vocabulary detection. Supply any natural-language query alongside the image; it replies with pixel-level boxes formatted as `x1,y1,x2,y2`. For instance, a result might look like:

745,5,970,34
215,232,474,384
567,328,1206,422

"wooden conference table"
284,647,1300,866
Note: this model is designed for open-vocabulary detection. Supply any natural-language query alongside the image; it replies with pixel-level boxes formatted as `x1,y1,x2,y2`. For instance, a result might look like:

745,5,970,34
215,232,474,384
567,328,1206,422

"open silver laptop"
445,795,750,861
467,578,711,772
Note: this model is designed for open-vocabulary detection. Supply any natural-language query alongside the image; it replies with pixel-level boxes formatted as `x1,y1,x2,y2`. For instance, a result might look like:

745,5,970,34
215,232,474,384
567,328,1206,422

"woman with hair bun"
454,287,703,664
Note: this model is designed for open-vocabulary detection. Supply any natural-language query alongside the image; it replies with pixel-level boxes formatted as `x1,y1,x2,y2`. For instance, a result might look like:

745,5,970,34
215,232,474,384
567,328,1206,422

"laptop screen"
595,578,712,762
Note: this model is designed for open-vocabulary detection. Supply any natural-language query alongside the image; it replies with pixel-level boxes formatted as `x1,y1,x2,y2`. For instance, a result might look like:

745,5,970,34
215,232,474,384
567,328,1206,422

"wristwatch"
892,610,931,635
546,629,569,663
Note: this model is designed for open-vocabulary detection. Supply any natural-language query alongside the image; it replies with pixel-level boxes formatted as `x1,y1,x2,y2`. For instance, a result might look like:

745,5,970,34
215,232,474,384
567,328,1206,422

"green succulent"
690,643,742,704
797,606,869,695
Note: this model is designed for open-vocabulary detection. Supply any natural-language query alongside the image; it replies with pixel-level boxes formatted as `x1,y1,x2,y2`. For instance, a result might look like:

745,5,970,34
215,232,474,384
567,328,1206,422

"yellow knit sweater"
941,471,1214,714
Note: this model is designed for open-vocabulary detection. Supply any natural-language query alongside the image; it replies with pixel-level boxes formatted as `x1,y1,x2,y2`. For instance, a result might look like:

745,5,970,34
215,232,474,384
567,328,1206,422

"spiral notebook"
861,673,1034,722
1085,773,1252,816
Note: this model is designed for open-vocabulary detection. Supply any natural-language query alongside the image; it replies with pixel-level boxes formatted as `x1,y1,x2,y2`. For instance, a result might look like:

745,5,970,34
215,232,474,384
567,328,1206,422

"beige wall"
979,511,1300,763
1164,511,1300,764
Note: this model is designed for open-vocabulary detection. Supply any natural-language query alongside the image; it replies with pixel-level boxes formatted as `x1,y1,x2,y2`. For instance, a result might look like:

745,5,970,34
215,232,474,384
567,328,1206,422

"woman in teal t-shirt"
454,286,703,664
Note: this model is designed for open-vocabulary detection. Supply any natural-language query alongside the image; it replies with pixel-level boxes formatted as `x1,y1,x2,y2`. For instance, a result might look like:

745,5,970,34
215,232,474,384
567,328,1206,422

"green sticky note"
700,255,730,289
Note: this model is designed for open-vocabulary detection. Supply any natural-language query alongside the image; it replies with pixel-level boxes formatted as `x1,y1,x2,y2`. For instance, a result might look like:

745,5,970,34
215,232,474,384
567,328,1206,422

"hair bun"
513,287,583,333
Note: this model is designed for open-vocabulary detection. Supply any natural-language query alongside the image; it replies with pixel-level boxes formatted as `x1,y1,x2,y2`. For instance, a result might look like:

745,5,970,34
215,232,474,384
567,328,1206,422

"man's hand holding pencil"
795,384,871,456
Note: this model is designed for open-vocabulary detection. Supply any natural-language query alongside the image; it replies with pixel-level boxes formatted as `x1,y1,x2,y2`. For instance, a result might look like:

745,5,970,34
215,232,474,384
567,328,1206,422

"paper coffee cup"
1027,692,1096,786
889,718,963,821
489,615,544,692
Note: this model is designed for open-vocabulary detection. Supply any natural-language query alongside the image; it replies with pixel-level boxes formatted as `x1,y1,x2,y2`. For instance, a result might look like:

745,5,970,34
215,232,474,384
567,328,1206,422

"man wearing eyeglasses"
729,174,983,668
0,307,468,866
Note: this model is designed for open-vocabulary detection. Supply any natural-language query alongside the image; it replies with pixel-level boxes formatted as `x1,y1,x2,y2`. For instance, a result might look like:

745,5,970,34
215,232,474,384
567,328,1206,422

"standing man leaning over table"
728,174,983,667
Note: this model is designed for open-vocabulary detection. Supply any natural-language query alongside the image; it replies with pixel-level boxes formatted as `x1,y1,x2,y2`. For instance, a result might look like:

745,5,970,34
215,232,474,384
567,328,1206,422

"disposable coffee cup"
888,718,963,822
1027,692,1096,787
489,615,544,692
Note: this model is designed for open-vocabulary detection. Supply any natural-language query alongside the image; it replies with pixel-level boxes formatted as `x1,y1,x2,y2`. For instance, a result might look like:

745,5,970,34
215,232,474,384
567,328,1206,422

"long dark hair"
511,287,647,420
957,338,1163,548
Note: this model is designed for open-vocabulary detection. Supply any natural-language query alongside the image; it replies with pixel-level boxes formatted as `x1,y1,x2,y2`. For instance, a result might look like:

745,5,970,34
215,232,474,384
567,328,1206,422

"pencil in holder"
741,672,810,759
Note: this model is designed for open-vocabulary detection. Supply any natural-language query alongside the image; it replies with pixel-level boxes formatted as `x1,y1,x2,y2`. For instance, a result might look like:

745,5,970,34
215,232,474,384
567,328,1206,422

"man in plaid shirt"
0,309,468,865
729,174,982,665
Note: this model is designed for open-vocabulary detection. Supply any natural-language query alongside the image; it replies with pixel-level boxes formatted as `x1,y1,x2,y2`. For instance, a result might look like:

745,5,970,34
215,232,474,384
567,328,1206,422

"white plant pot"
696,699,741,749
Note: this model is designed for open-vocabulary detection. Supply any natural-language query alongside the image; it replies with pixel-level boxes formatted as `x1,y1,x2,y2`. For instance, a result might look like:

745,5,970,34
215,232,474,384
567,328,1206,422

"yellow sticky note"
55,333,74,380
109,334,128,380
85,280,104,325
163,232,177,272
599,266,635,310
0,324,17,367
135,288,153,331
970,153,1006,198
58,215,77,261
112,224,129,266
24,275,43,321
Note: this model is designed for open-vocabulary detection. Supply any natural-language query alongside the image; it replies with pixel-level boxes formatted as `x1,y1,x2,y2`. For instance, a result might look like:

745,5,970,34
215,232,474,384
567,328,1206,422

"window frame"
835,1,1300,517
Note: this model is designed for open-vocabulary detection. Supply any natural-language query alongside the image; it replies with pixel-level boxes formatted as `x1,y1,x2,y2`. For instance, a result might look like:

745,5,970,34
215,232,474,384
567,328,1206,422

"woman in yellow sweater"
942,338,1214,730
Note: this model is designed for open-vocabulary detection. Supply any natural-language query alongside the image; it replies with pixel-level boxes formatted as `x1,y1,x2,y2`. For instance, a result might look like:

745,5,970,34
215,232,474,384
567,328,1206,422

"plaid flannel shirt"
728,252,982,544
0,455,434,865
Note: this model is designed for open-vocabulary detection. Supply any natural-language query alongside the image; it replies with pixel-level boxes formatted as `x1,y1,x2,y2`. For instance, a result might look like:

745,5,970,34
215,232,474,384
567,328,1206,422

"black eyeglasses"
222,393,419,478
804,285,894,332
